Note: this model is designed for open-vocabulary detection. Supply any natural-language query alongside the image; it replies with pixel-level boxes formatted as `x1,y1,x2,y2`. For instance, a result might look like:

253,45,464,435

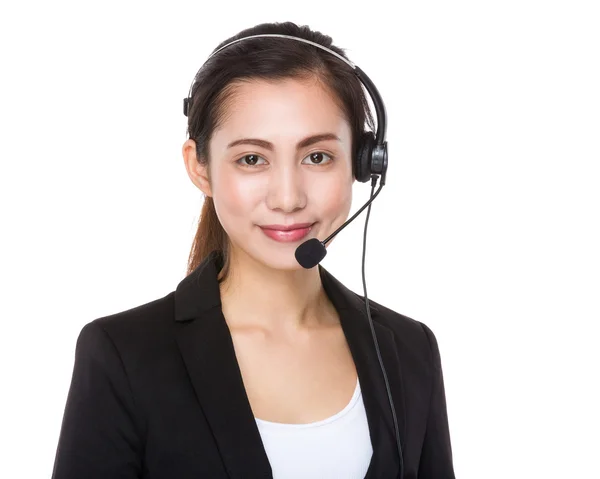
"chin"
254,247,308,271
229,234,313,272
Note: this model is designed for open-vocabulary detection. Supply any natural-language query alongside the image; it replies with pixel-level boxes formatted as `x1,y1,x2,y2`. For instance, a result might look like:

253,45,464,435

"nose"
265,162,307,213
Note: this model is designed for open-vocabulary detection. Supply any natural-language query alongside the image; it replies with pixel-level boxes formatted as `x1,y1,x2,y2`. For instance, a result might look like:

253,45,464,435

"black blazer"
52,250,455,478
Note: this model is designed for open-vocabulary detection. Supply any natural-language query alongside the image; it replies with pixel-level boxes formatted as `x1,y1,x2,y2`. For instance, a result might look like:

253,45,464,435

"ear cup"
354,131,375,183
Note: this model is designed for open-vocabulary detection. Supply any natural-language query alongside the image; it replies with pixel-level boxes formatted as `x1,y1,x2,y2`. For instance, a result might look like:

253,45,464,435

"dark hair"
185,21,375,281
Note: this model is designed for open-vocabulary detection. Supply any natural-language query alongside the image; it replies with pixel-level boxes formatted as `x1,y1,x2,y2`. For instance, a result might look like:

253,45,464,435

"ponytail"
186,195,231,282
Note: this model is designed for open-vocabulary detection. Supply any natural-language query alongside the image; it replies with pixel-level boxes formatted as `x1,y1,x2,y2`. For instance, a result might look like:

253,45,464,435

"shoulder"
93,291,175,331
76,291,177,361
354,293,442,370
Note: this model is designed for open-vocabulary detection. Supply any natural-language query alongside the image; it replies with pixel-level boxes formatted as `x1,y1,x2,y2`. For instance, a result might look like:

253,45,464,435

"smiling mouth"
258,223,315,243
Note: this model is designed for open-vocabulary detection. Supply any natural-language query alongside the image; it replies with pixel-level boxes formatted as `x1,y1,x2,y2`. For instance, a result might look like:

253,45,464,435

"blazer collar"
174,250,405,479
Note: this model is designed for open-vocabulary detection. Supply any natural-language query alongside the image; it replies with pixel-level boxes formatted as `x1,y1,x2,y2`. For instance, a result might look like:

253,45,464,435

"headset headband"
183,33,387,146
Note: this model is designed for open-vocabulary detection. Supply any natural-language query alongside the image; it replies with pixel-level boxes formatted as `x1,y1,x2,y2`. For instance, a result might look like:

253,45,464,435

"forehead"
212,77,351,144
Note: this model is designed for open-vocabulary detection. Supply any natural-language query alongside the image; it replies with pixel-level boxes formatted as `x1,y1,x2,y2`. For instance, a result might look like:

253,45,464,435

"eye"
302,152,334,165
236,154,267,167
235,152,334,168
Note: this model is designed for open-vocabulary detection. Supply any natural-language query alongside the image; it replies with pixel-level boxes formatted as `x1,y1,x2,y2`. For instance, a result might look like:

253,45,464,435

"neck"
218,247,336,333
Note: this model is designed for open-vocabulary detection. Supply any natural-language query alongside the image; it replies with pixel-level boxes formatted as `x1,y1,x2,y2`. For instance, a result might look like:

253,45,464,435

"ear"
182,139,212,197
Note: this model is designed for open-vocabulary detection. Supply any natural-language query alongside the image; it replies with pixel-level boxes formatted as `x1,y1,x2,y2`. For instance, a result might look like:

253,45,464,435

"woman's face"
187,76,354,271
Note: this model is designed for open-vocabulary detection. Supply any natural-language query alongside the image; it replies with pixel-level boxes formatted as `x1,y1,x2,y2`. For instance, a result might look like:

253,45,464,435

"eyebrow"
226,133,341,151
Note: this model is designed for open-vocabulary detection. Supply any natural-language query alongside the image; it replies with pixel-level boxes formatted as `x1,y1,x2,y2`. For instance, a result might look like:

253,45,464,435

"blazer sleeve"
52,321,144,479
418,322,456,478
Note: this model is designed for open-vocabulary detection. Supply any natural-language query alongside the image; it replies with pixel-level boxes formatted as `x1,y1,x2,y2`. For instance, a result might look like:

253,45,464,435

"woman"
52,21,455,479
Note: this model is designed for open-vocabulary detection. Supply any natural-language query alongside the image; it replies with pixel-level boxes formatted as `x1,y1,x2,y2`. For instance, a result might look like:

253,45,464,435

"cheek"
211,168,261,228
313,174,353,221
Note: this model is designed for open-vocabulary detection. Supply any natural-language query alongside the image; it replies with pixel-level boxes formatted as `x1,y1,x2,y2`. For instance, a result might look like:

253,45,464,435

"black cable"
362,175,404,477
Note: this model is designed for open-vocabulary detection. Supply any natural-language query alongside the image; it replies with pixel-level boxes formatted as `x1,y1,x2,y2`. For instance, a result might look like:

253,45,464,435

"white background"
1,0,599,477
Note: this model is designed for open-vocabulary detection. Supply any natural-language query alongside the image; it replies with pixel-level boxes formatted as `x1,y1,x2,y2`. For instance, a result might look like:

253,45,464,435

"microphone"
295,176,384,269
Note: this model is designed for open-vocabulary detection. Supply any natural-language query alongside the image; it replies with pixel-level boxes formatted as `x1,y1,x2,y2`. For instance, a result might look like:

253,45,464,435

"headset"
183,33,403,477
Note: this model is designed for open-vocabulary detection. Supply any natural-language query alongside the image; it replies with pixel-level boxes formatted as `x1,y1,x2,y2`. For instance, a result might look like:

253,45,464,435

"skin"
182,76,359,423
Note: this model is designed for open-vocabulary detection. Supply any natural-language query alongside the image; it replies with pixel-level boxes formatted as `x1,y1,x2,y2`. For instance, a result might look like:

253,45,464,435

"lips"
259,223,314,243
260,223,313,231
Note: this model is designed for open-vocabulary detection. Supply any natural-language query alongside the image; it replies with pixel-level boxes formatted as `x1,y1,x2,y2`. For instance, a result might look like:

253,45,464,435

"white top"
255,377,373,478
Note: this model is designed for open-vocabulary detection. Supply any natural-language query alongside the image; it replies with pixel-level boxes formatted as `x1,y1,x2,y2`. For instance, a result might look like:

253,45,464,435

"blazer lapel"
174,251,272,478
319,265,406,478
173,250,406,479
